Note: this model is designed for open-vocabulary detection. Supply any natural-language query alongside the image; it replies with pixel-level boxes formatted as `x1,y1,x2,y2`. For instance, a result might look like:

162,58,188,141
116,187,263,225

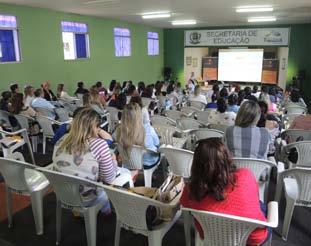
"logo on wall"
189,32,201,44
264,30,282,43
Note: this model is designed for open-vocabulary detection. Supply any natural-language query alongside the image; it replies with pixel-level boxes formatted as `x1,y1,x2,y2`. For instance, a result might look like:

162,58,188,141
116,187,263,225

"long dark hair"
10,93,24,114
189,138,236,201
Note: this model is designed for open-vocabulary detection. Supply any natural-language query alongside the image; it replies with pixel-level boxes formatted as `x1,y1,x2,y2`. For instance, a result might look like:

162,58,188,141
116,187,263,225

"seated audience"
252,85,261,98
10,93,36,117
244,86,252,100
227,93,240,113
0,91,12,111
10,83,19,95
219,87,229,99
224,100,270,159
189,85,207,106
206,94,218,109
24,85,35,107
208,97,236,126
137,81,145,96
74,81,89,96
88,87,106,115
31,88,56,119
289,106,311,130
57,84,77,102
108,79,117,94
181,138,269,246
41,81,57,101
53,108,130,214
257,101,280,156
206,84,219,102
130,94,150,124
288,88,307,108
237,90,245,106
116,103,160,168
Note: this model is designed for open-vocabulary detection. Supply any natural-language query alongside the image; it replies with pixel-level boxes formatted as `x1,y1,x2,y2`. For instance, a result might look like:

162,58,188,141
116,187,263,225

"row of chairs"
0,157,280,246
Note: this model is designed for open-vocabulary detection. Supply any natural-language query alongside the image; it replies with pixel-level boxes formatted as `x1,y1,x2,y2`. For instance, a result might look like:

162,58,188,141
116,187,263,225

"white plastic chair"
165,110,187,122
14,114,38,153
282,114,302,129
36,115,66,154
159,146,193,178
117,144,161,187
100,183,182,246
275,168,311,241
151,115,176,126
36,168,104,246
285,105,306,115
196,110,213,124
153,124,187,148
232,158,277,203
183,201,278,246
281,141,311,169
189,101,206,110
0,158,50,235
33,106,56,118
193,128,224,142
0,127,35,164
208,123,228,133
177,118,207,131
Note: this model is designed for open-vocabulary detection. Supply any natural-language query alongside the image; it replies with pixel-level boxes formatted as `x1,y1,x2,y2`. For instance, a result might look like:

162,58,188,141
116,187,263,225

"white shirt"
60,91,77,102
142,107,150,124
24,96,35,107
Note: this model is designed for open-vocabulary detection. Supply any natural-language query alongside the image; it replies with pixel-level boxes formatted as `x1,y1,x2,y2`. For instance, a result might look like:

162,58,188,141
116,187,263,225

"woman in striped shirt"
53,107,130,213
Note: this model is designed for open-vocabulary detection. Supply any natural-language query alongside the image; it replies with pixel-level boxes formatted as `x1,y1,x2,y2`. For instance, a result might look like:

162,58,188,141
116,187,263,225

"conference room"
0,0,310,245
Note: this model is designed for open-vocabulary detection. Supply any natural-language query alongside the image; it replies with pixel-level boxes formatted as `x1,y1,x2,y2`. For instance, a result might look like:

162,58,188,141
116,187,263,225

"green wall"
0,4,164,94
164,24,311,101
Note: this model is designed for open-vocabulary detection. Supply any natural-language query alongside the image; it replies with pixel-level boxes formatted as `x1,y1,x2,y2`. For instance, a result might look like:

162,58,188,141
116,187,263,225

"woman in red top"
181,138,268,245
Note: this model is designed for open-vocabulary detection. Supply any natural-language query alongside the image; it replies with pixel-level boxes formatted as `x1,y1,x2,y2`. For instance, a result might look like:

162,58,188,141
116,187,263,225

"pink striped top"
89,137,117,184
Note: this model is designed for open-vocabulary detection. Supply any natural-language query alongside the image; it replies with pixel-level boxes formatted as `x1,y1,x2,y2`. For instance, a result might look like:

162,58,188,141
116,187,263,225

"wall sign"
185,28,290,47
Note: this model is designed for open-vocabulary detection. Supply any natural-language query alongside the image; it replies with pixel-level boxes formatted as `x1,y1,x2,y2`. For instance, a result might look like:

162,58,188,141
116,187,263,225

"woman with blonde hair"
189,85,207,105
89,86,106,115
116,102,160,168
24,85,35,107
53,107,130,213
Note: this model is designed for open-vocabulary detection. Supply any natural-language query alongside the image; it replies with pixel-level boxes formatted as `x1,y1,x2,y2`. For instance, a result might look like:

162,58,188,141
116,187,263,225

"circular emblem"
189,32,201,44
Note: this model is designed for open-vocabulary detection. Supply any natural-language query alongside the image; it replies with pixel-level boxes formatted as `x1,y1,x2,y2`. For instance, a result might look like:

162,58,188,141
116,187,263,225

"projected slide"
218,49,264,82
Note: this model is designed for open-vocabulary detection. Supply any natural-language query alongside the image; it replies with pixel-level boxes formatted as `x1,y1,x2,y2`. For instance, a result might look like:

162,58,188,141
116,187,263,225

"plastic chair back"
285,105,306,115
117,144,145,170
34,107,54,117
281,129,311,143
36,116,55,137
0,157,34,192
0,110,12,127
190,101,206,110
165,110,185,121
14,114,34,131
38,168,93,208
208,123,228,133
178,118,205,131
55,107,70,122
193,129,224,141
196,110,212,124
153,124,181,146
151,115,176,126
288,141,311,167
159,146,193,178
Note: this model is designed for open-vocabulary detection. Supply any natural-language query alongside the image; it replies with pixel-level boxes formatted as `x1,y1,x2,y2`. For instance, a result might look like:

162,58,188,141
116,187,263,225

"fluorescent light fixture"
236,7,273,12
172,20,197,25
142,12,171,19
248,16,276,22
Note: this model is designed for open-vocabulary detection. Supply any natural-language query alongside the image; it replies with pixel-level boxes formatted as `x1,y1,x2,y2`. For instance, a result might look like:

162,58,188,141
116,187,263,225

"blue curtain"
0,30,16,62
75,34,87,58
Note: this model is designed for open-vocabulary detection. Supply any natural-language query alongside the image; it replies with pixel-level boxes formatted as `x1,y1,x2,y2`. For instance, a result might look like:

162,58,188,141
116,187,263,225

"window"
61,21,89,60
114,28,131,57
0,15,21,63
147,32,159,56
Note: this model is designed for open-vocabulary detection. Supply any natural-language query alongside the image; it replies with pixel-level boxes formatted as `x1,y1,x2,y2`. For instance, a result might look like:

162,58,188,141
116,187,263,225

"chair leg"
84,208,98,246
114,219,121,246
281,198,295,241
56,200,62,245
183,211,192,246
43,135,46,154
5,186,13,228
143,169,153,188
148,231,162,246
31,136,38,153
30,191,44,235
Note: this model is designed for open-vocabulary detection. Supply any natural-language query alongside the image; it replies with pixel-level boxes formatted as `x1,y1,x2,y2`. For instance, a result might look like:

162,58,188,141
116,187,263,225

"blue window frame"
0,15,21,63
61,21,89,60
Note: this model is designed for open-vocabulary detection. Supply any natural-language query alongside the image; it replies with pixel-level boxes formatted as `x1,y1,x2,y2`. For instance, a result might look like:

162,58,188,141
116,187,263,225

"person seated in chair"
53,108,131,214
181,138,270,246
31,88,56,119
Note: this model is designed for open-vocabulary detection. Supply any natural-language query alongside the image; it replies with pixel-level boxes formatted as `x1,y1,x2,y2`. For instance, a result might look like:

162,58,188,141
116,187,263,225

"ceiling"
1,0,311,28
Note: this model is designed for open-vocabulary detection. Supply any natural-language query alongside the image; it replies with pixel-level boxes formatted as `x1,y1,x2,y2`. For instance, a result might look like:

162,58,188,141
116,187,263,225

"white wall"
184,47,209,82
277,47,289,89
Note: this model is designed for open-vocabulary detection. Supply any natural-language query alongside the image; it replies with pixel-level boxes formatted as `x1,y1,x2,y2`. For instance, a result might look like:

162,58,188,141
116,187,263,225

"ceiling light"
248,16,277,22
142,12,171,19
172,20,197,25
236,6,273,13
